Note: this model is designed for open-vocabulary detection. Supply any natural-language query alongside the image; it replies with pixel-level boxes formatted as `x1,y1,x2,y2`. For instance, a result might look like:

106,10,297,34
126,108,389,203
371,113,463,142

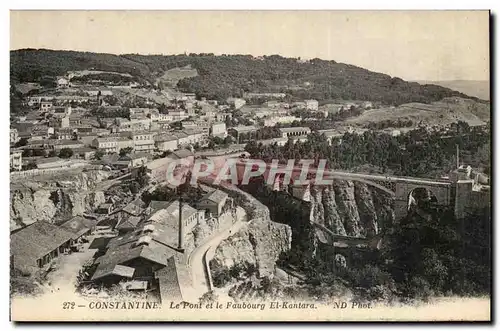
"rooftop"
171,149,194,159
37,157,66,165
11,222,75,269
201,189,229,205
279,127,312,133
230,125,258,133
59,216,97,239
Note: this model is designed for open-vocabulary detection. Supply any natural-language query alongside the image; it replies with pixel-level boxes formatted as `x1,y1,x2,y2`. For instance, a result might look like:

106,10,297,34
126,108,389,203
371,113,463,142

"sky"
10,10,490,81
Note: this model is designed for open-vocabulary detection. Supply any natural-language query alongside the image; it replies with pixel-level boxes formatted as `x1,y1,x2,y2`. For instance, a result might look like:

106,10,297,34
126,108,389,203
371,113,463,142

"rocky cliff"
233,178,395,266
212,218,292,278
10,170,109,230
310,180,395,238
200,180,293,278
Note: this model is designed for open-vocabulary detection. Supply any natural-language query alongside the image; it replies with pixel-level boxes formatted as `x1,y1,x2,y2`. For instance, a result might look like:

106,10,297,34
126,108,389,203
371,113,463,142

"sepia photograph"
8,10,491,322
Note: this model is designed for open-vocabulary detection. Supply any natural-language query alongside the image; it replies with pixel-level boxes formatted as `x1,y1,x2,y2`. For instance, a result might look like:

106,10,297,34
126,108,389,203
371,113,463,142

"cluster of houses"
10,86,233,171
10,182,231,301
11,68,378,174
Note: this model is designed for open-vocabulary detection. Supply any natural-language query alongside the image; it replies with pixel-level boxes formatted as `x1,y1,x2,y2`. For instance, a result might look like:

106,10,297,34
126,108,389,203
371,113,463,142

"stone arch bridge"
231,159,454,221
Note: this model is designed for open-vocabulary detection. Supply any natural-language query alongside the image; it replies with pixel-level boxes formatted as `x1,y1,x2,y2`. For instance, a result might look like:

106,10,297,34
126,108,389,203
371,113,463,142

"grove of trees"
244,122,490,178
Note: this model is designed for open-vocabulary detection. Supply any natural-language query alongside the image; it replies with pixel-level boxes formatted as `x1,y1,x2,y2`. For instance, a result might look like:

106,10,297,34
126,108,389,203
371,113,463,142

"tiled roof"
279,127,311,133
201,189,229,205
116,215,142,230
171,149,194,159
59,216,97,239
11,222,75,269
91,264,135,281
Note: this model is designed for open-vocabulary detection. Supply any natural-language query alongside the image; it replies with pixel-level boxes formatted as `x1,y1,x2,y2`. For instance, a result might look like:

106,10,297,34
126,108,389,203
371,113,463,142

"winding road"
186,207,247,301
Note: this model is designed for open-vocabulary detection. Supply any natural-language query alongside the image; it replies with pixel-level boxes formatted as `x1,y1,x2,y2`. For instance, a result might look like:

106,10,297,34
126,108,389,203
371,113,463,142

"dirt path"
45,242,97,294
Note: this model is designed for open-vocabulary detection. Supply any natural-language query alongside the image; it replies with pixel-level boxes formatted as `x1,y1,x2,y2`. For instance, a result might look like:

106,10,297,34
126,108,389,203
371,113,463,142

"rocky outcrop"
10,189,106,230
354,182,379,237
315,186,347,235
311,180,395,238
213,218,292,277
201,180,293,278
10,170,109,230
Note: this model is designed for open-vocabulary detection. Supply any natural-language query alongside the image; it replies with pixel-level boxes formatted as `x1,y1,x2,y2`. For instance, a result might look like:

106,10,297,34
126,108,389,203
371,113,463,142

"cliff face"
10,170,109,230
202,180,293,278
311,180,395,237
213,218,292,277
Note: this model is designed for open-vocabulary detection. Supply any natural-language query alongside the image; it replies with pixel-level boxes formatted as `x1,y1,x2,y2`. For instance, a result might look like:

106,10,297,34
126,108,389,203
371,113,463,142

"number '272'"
63,302,75,309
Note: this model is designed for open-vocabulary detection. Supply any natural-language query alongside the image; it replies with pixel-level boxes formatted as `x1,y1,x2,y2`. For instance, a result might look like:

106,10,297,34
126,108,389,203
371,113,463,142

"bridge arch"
329,176,396,196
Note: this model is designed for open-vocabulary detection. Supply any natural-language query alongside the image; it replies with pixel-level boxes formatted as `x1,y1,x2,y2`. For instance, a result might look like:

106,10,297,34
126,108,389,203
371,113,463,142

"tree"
199,291,218,305
58,148,74,159
23,162,37,170
94,150,105,160
128,181,140,194
212,136,224,145
136,166,149,187
14,137,28,148
119,147,133,157
22,149,33,157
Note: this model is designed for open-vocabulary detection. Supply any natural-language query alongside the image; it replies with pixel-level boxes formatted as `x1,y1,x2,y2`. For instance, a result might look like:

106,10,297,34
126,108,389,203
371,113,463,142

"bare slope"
156,65,198,88
345,97,490,127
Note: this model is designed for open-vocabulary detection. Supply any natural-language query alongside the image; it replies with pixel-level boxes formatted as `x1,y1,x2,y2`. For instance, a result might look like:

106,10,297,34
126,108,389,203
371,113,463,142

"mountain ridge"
10,48,482,105
415,80,489,101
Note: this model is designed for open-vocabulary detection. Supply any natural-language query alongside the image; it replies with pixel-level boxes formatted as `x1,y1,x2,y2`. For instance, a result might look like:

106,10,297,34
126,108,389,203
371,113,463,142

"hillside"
345,97,490,127
156,65,198,88
10,49,151,83
11,49,479,106
416,80,489,100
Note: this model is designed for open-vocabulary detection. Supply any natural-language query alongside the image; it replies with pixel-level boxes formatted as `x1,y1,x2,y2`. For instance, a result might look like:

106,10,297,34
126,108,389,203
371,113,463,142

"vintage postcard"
9,10,491,322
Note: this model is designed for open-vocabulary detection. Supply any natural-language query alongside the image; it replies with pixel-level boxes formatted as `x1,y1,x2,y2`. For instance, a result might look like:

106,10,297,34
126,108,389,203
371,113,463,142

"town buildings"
197,189,230,219
279,127,312,138
11,221,75,273
305,99,319,111
10,129,19,144
228,125,259,143
210,122,227,138
10,150,22,171
263,116,300,127
226,97,246,110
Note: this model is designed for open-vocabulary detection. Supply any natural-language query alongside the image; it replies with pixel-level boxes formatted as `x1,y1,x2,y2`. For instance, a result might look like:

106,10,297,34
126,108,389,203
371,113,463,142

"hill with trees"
11,49,480,106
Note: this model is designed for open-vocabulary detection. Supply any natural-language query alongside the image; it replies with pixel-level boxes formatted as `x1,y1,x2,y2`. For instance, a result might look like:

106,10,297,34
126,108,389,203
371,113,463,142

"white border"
1,2,497,330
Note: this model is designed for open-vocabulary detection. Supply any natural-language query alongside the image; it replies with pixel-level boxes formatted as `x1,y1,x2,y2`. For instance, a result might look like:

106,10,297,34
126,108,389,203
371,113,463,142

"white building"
10,129,19,144
279,127,311,138
169,109,189,122
149,109,173,123
305,99,319,111
92,137,134,154
56,77,69,89
10,150,22,171
264,116,300,127
210,122,227,138
155,134,179,152
40,101,53,112
226,97,246,110
130,131,155,152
